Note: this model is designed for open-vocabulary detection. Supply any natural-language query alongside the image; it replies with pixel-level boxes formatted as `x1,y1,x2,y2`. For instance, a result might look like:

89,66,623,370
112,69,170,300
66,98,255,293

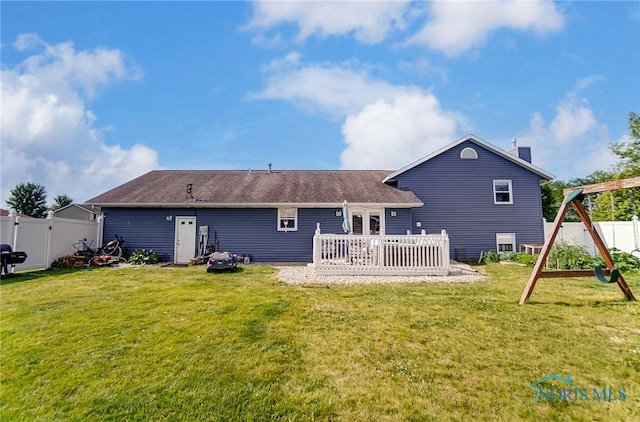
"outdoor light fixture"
166,215,173,222
336,210,342,217
390,211,397,217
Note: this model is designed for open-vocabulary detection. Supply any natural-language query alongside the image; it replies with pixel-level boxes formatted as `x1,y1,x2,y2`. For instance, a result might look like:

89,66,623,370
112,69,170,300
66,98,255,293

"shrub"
499,251,519,262
482,250,501,263
595,248,640,273
514,253,538,266
128,249,159,265
546,241,594,269
490,251,538,266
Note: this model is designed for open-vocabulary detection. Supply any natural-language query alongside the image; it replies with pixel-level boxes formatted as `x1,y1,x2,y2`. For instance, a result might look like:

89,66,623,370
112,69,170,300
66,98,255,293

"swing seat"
594,266,620,284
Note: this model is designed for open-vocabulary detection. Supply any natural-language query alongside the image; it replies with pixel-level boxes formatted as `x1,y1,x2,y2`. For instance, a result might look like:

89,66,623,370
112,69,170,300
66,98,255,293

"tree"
611,112,639,179
541,180,569,221
6,182,48,218
610,111,640,178
50,194,73,211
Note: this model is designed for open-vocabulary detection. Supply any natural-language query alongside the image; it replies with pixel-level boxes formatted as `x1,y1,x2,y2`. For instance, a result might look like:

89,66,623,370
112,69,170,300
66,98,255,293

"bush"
488,251,539,266
128,249,159,265
482,250,501,263
595,248,640,273
499,251,519,262
514,253,538,266
547,241,594,270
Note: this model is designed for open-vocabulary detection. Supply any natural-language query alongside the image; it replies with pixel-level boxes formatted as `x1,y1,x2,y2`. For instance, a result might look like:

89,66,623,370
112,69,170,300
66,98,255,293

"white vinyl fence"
544,215,640,256
312,224,450,275
0,210,103,273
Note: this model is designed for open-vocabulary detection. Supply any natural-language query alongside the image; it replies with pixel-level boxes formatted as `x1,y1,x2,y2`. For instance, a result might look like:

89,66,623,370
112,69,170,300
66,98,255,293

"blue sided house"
86,134,554,264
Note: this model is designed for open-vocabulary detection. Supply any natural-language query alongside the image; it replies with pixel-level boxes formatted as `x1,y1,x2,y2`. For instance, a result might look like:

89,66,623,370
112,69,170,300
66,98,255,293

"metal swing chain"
610,192,616,248
631,189,640,256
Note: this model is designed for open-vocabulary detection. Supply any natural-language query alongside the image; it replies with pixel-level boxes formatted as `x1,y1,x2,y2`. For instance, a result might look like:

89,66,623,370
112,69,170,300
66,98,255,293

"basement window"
496,233,516,252
278,208,298,231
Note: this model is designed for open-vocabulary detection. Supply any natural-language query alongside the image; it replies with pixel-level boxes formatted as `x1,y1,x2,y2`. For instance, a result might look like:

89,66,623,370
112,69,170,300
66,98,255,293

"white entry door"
175,217,197,264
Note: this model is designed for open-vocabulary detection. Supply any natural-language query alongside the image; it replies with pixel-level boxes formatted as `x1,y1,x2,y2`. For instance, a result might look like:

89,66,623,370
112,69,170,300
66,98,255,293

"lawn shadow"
205,266,246,274
0,268,86,286
158,262,247,273
524,299,633,307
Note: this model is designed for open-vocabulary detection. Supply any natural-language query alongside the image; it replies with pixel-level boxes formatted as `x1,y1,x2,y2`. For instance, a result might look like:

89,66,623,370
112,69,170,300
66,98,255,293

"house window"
493,180,513,204
460,147,478,159
496,233,516,252
277,208,298,231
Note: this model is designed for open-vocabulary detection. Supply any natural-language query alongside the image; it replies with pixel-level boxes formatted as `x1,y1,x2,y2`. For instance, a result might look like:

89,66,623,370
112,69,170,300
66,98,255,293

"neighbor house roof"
0,208,32,218
86,170,423,208
53,203,101,214
383,134,555,182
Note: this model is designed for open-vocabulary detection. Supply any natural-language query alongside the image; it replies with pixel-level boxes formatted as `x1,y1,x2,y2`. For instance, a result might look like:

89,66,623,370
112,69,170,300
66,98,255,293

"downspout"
409,208,414,235
96,214,105,251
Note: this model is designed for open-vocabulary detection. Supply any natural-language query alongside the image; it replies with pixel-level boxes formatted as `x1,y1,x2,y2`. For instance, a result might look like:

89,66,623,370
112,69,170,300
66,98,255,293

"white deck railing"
312,225,450,276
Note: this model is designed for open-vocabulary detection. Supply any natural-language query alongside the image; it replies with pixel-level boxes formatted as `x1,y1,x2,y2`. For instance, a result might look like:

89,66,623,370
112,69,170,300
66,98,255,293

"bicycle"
102,234,125,259
73,239,96,257
89,235,127,266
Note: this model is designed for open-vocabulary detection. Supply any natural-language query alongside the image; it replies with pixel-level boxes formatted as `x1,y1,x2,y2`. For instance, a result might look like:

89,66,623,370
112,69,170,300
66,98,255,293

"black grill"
1,244,27,276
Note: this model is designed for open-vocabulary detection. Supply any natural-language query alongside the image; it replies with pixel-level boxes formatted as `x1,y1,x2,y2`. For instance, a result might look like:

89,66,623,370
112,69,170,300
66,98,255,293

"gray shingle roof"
86,170,422,207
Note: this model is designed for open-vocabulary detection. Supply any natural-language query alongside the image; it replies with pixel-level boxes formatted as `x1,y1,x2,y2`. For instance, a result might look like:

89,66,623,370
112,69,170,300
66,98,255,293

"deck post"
312,223,321,266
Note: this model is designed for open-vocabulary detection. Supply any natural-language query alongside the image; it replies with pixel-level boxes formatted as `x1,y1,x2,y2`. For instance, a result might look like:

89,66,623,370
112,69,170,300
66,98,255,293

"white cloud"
18,39,143,99
84,144,160,181
250,55,420,116
406,0,565,56
1,35,158,205
517,93,613,180
340,94,464,169
575,75,606,92
251,54,465,170
246,1,564,56
14,33,44,51
246,0,411,44
548,95,603,144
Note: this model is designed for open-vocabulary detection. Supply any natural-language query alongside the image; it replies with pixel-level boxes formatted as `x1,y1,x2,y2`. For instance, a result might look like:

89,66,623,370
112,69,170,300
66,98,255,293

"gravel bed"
276,261,486,285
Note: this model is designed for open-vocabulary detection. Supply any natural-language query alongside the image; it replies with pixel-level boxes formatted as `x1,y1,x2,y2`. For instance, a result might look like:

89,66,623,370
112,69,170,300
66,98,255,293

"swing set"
519,176,640,305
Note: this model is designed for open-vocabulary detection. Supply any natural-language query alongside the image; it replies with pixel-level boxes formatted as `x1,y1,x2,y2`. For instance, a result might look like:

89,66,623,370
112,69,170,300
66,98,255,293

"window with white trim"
493,180,513,204
460,147,478,159
496,233,516,252
277,208,298,231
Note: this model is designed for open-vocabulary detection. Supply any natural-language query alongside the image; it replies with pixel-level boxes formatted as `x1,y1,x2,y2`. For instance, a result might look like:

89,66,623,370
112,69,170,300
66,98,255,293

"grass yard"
1,263,639,421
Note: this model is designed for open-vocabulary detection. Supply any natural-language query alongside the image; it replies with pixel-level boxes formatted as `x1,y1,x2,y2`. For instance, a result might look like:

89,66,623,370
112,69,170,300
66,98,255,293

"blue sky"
1,1,639,204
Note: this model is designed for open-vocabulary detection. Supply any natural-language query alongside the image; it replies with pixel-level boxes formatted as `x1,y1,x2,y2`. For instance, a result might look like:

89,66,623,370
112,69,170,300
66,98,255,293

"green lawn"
1,264,639,421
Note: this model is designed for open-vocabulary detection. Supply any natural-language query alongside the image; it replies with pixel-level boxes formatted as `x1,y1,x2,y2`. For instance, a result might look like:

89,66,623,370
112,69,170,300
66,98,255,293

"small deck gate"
313,226,450,276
